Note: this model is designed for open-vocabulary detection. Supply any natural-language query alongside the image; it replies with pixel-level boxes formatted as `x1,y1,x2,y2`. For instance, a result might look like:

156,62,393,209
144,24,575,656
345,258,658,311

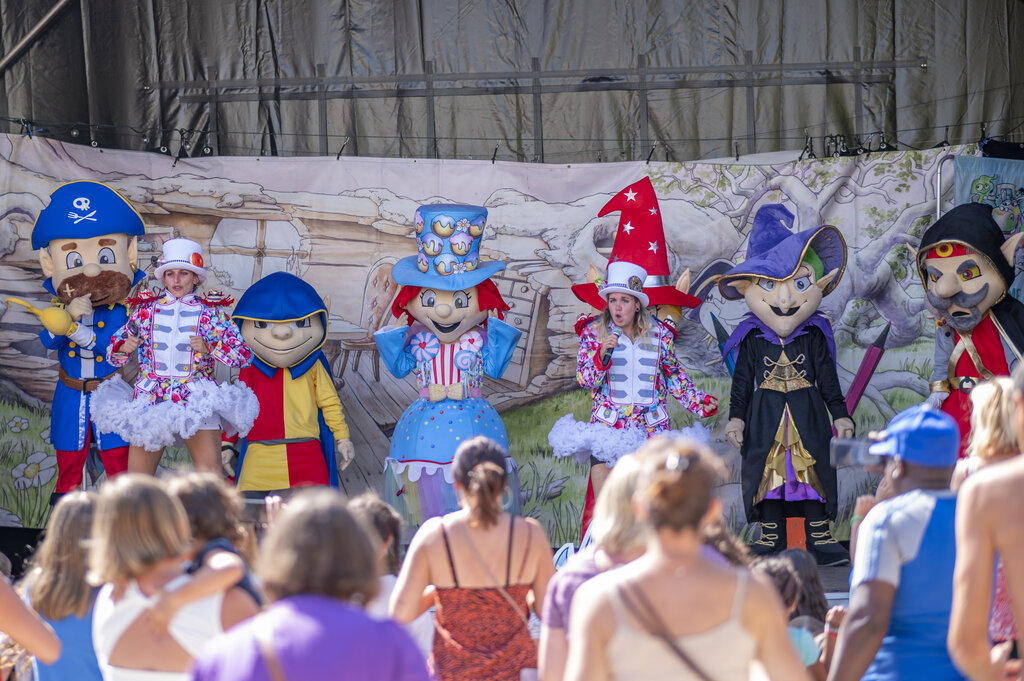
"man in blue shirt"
828,404,964,681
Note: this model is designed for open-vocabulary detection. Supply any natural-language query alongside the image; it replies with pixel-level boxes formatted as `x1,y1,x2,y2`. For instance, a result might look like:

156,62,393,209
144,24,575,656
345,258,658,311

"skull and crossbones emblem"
67,197,97,224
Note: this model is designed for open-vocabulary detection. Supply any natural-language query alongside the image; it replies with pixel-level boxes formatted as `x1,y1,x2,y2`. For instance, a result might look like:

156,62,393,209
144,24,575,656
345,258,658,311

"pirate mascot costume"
918,202,1024,455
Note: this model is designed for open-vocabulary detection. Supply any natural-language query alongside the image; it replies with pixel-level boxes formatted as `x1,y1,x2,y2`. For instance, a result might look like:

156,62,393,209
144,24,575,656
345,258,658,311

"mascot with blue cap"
231,272,353,492
6,181,147,502
374,204,523,527
718,204,854,566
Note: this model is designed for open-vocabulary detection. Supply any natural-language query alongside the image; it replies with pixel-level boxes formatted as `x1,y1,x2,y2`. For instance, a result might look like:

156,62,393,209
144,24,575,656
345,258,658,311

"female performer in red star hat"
549,177,718,542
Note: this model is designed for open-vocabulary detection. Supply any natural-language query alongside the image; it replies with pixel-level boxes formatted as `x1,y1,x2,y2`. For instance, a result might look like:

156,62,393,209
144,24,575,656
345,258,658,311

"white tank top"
92,576,224,681
606,569,756,681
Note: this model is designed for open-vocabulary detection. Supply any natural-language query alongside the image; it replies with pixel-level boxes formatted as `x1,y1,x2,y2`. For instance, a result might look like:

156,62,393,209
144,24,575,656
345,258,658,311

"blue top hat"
31,180,147,249
718,204,846,300
390,204,505,291
868,404,960,468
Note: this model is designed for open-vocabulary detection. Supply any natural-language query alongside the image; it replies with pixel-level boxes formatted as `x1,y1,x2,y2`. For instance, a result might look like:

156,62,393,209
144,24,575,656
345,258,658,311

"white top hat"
154,238,207,284
598,260,649,307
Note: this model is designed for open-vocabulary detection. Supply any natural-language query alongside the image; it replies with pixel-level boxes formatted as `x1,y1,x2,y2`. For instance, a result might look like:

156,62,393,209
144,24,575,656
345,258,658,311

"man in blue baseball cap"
24,181,146,502
828,403,963,681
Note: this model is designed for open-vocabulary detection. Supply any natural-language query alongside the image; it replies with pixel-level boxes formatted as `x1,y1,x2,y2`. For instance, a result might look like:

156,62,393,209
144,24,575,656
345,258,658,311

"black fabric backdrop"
0,0,1022,162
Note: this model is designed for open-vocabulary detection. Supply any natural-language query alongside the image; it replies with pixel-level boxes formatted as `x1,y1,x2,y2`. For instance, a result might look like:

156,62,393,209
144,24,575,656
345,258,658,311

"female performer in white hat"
94,238,258,475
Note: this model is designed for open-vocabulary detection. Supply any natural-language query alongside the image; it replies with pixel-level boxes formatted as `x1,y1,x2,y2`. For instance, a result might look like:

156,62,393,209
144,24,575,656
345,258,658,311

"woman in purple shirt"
190,490,429,681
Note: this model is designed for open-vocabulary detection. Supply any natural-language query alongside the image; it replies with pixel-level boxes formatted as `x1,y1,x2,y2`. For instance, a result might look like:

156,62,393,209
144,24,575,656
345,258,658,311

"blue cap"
868,404,960,467
32,181,146,250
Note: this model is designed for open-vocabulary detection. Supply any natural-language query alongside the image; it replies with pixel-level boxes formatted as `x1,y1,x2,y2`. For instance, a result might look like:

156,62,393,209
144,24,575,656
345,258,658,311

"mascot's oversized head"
917,203,1023,332
233,272,329,372
389,204,509,344
32,181,146,306
718,204,846,339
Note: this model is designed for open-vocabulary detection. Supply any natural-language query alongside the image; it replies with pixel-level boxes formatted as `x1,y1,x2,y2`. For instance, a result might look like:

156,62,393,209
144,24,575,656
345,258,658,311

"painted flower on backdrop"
13,451,58,490
7,416,28,433
40,428,51,444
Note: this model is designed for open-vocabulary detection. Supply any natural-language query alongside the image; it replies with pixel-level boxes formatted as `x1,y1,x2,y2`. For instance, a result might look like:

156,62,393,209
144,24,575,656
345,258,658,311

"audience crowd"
2,368,1024,681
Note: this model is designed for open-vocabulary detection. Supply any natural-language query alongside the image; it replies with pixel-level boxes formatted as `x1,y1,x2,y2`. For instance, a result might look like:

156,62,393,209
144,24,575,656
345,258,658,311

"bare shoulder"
522,516,550,541
740,569,786,627
221,587,259,630
963,458,1024,507
570,571,616,617
407,516,445,552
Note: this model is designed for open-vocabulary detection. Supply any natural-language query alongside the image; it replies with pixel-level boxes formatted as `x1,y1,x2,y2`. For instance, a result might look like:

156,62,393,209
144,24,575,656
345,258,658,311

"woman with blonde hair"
88,475,257,681
391,436,555,681
539,454,646,681
950,375,1019,651
565,437,809,681
19,491,101,681
191,489,429,681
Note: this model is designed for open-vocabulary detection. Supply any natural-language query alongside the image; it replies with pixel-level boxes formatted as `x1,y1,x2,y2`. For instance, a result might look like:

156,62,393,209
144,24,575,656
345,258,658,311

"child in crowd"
349,492,434,659
94,237,257,476
751,556,827,681
18,492,102,681
165,473,263,613
115,473,262,640
780,548,829,632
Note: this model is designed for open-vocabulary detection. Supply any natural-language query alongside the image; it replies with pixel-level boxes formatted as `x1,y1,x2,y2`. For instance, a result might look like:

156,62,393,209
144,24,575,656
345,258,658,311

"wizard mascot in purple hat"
374,204,523,528
719,204,854,566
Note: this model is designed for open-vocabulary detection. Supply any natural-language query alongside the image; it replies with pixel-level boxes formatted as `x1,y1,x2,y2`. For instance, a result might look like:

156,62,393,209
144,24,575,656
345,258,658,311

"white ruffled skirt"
93,375,259,451
547,414,710,467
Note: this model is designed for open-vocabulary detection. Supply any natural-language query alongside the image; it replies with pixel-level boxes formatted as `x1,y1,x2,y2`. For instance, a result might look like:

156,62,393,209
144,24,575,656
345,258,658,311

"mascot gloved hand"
916,203,1024,456
233,272,352,493
336,438,355,472
718,204,851,567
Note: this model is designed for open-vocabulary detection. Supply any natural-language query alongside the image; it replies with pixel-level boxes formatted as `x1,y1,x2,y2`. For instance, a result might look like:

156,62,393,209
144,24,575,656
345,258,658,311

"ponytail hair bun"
453,436,508,527
634,436,725,532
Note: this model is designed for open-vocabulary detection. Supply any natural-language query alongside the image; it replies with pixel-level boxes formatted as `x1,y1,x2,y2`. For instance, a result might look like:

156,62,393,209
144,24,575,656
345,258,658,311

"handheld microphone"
602,325,622,365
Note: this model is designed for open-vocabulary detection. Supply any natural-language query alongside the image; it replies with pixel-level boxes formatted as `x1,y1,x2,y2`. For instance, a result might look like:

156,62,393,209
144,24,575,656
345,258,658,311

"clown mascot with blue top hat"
718,204,854,566
7,181,147,503
374,204,523,527
231,271,354,493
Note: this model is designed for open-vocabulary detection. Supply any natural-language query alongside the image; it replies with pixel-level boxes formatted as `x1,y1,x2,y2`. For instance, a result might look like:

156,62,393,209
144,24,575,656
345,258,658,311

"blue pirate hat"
31,180,147,250
390,204,505,291
718,204,846,300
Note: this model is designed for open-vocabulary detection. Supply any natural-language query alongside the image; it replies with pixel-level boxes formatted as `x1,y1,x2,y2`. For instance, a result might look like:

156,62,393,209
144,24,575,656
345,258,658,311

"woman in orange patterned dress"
390,436,554,681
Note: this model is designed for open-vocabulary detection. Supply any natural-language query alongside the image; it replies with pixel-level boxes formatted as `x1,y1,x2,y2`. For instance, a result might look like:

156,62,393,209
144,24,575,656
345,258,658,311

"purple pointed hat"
718,204,847,300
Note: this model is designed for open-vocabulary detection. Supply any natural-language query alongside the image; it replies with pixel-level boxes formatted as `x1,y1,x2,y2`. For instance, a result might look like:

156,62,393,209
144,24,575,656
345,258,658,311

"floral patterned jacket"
576,314,708,433
108,291,252,404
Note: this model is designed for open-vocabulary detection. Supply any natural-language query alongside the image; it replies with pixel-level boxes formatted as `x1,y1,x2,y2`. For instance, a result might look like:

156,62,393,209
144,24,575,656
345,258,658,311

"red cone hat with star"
572,177,700,310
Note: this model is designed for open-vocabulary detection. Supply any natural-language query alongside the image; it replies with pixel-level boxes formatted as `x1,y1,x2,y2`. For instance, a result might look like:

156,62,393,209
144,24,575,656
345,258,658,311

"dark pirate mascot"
918,202,1024,455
